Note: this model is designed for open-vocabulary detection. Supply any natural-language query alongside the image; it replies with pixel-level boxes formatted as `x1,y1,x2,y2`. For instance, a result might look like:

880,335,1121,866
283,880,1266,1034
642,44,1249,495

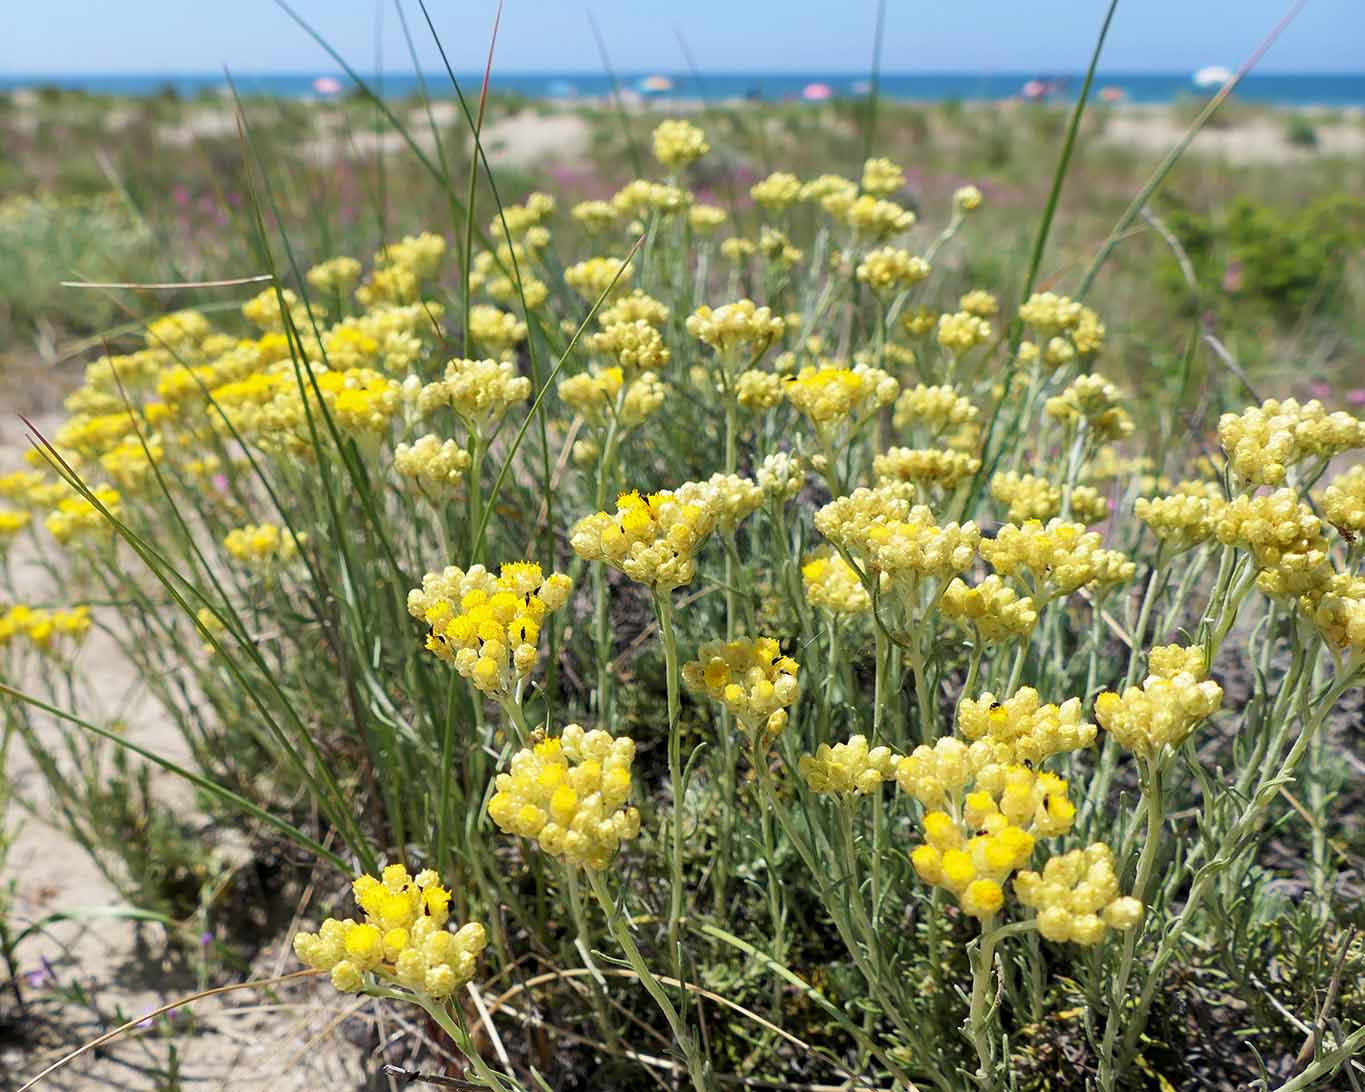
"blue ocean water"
3,71,1364,107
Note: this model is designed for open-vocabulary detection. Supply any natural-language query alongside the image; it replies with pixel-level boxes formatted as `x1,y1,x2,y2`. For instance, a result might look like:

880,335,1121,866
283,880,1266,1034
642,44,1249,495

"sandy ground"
0,400,370,1090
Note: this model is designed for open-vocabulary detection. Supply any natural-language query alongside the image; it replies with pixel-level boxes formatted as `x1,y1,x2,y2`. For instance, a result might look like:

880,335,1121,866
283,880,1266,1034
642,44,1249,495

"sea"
3,71,1364,108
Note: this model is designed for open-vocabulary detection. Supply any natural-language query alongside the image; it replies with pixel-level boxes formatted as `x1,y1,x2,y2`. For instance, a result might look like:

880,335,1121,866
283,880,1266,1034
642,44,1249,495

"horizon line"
6,67,1365,79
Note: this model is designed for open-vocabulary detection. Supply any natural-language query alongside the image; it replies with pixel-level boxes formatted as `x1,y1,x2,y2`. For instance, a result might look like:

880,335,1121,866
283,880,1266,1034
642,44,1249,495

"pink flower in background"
1222,261,1243,293
172,184,192,208
1309,381,1333,399
212,473,229,493
1347,389,1365,406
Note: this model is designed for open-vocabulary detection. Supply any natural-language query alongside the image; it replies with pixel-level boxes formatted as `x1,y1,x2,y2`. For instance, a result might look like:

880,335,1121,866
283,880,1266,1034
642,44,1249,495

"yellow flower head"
860,157,907,196
750,171,803,212
682,636,799,735
588,320,671,371
876,447,981,491
393,434,471,495
487,724,641,870
306,256,363,296
940,576,1039,644
855,247,930,296
1014,843,1142,944
420,357,531,431
1219,398,1365,488
936,311,993,356
1215,489,1333,599
686,300,785,360
801,550,871,615
799,735,897,795
981,519,1134,600
1044,374,1134,443
565,256,636,301
1323,464,1365,539
294,863,485,999
224,523,299,572
1094,652,1223,759
652,119,709,168
784,364,899,430
408,561,572,698
570,487,719,591
46,486,122,547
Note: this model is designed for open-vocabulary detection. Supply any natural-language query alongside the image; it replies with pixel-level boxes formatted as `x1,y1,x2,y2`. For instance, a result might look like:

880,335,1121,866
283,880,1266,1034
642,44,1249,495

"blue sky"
5,1,1362,74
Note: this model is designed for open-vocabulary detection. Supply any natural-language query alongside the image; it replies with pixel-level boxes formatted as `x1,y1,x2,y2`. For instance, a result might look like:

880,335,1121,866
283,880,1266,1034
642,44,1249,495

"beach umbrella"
639,75,673,94
1193,65,1233,89
312,76,343,95
802,82,833,102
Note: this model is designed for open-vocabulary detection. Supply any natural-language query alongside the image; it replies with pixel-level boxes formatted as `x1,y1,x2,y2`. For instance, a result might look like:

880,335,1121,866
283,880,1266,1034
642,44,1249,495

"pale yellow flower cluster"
855,247,930,296
755,452,806,501
1214,489,1333,598
565,257,636,302
487,726,641,870
801,551,871,615
1045,374,1135,443
467,305,527,353
750,171,803,212
679,473,761,535
652,119,710,168
682,636,799,735
563,366,666,429
571,200,618,234
875,447,981,490
1014,845,1142,944
954,185,983,212
758,226,803,266
860,157,907,195
981,519,1135,599
407,562,572,699
1094,646,1223,759
1218,398,1365,487
1323,464,1365,538
598,290,670,330
957,688,1095,765
419,358,531,431
294,864,485,998
799,735,897,794
306,256,363,296
612,179,690,219
940,576,1039,644
1017,292,1084,339
1135,490,1226,553
689,204,728,232
224,522,298,571
99,438,164,491
893,383,980,443
242,287,309,333
0,604,92,654
393,434,470,495
686,300,786,358
45,489,121,548
818,491,980,585
736,369,783,411
1301,573,1365,656
589,320,671,371
839,195,916,241
936,310,993,355
991,471,1062,523
570,488,718,591
492,191,555,239
784,364,899,430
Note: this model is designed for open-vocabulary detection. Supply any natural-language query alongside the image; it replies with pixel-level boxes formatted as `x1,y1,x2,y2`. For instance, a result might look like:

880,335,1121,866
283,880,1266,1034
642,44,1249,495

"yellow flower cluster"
689,204,727,232
736,369,783,411
855,247,929,295
598,290,669,330
1214,489,1333,598
860,157,907,195
46,486,121,546
679,473,761,535
565,257,635,301
419,358,531,431
393,434,470,495
0,508,32,545
559,366,656,427
959,289,999,317
957,688,1096,765
224,523,299,571
1014,845,1142,943
991,471,1061,523
0,604,93,654
750,171,803,212
467,304,527,353
652,119,709,168
801,551,871,614
758,226,804,266
907,763,1078,920
306,256,363,296
1323,464,1365,538
1044,374,1135,443
784,364,898,429
954,185,984,212
936,310,993,356
570,487,718,591
799,735,898,795
981,519,1135,599
839,195,916,241
686,300,785,359
1135,490,1226,553
588,320,671,371
1094,646,1223,758
682,636,799,735
293,864,485,998
1017,292,1084,339
940,575,1039,644
893,383,980,443
492,191,554,238
1300,573,1365,656
756,451,806,501
571,200,618,234
817,489,980,585
242,287,308,333
487,725,641,870
612,179,690,218
875,447,981,490
407,562,572,698
1219,398,1365,487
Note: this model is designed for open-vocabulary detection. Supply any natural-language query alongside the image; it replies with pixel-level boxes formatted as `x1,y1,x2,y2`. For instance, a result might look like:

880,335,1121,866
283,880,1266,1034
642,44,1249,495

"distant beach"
3,70,1364,107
